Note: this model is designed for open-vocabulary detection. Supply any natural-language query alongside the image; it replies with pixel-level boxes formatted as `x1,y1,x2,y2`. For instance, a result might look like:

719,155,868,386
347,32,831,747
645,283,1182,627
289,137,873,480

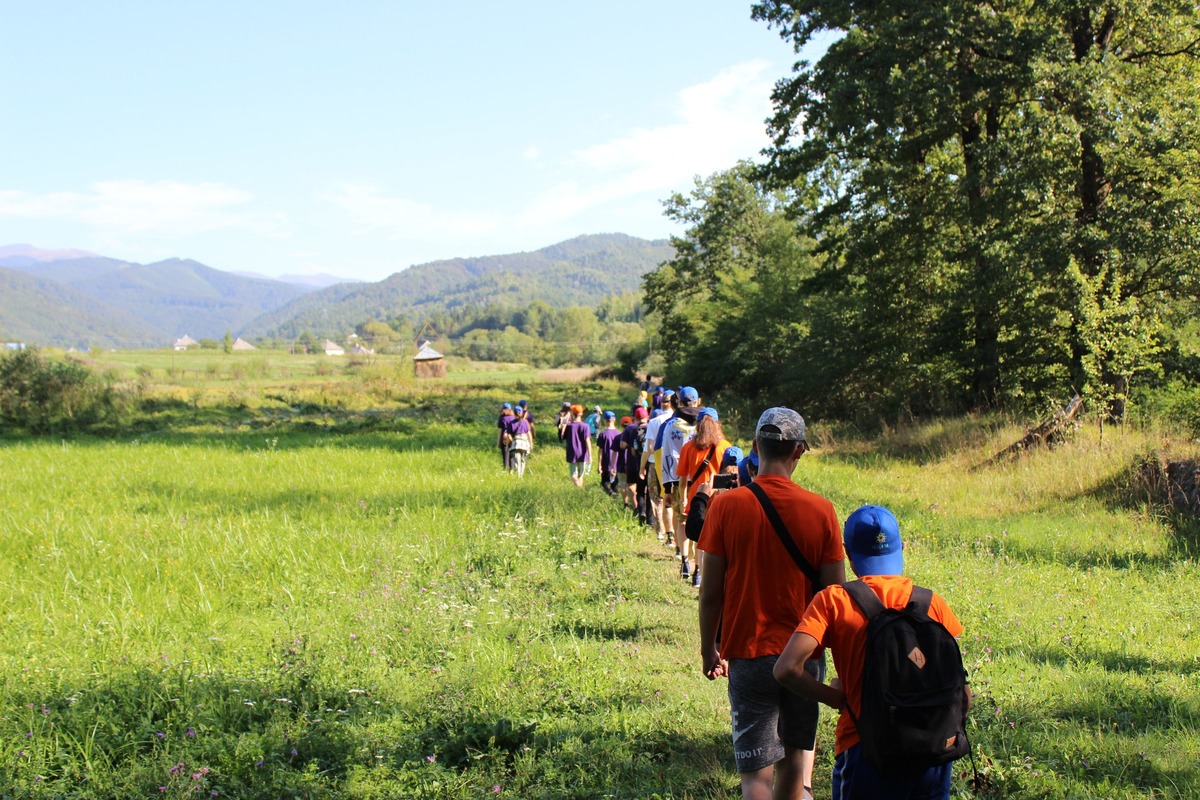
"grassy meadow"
2,354,1199,798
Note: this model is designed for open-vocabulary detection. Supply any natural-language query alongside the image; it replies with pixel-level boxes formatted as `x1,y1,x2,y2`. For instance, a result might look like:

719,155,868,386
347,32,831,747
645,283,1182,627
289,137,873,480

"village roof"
174,335,198,346
232,337,255,350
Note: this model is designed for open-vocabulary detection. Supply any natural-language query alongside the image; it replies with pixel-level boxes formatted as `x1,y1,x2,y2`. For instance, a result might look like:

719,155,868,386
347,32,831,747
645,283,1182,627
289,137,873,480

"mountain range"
0,234,673,349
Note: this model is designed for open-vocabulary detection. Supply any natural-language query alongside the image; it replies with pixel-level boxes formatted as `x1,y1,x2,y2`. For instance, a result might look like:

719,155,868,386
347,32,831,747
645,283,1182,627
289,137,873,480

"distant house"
232,337,256,351
173,335,198,351
413,342,446,378
323,340,345,356
349,344,375,355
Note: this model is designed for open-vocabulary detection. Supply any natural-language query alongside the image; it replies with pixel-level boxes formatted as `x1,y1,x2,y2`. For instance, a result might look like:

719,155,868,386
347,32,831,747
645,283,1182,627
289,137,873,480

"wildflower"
291,748,298,757
425,755,436,763
155,731,166,739
493,786,502,793
186,727,196,738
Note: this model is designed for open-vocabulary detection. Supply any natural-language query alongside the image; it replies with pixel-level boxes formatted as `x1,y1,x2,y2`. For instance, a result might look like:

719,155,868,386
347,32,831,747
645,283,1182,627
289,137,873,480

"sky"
0,2,827,282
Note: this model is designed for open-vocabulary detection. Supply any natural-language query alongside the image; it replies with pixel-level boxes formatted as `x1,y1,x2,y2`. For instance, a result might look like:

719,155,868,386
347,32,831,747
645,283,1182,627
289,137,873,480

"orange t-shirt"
796,575,964,755
676,438,730,510
698,474,843,659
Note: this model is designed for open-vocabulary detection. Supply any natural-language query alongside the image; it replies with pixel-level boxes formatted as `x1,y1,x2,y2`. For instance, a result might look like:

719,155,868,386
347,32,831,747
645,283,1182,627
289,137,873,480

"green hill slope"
244,233,673,339
0,267,164,348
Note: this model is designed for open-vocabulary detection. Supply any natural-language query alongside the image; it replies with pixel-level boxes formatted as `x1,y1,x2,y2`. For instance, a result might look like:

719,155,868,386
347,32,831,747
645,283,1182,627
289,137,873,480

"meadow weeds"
1,370,1199,798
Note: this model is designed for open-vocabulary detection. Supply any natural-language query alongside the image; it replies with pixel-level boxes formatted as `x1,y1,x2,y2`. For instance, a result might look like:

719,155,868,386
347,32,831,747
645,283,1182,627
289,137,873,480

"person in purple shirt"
596,411,623,496
564,404,593,488
497,402,516,469
508,406,533,477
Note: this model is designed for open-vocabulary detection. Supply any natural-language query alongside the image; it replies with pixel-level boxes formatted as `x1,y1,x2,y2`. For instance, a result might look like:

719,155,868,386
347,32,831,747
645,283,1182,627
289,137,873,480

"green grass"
1,373,1199,798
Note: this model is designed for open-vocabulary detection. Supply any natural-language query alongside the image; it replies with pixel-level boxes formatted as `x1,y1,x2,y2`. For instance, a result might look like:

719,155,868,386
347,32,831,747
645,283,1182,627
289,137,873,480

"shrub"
0,349,123,434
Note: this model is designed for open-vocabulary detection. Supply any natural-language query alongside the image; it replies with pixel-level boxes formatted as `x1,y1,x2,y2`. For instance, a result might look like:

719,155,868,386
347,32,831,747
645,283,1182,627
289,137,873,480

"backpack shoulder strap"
747,481,821,591
907,585,933,615
843,579,886,619
689,446,717,485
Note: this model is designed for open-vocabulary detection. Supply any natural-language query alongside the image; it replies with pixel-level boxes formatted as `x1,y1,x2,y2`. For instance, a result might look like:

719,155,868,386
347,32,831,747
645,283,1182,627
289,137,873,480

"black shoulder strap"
843,579,885,619
907,584,933,615
747,481,822,591
689,446,717,486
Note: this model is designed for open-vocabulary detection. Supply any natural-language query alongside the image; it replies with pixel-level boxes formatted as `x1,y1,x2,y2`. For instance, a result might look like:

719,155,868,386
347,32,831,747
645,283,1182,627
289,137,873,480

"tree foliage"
0,349,122,434
672,0,1200,420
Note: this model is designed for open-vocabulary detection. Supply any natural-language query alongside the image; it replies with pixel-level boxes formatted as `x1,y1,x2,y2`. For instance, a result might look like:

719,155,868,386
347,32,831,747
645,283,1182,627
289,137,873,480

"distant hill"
244,233,673,340
0,243,100,265
234,270,361,289
0,267,164,349
1,251,311,345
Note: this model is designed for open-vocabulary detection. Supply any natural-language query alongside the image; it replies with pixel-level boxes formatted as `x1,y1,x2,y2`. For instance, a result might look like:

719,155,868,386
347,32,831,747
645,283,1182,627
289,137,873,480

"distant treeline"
259,290,654,371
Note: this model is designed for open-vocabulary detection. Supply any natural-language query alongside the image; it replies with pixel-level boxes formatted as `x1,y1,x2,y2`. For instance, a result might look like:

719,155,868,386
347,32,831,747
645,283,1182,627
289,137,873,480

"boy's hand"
702,648,728,680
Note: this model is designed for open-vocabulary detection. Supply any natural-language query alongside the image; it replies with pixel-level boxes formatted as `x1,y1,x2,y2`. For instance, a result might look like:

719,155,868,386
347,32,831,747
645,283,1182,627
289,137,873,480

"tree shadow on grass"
968,671,1200,798
997,642,1200,684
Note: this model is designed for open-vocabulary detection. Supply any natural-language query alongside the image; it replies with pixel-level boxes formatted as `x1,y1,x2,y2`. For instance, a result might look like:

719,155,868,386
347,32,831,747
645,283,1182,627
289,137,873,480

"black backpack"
843,580,970,775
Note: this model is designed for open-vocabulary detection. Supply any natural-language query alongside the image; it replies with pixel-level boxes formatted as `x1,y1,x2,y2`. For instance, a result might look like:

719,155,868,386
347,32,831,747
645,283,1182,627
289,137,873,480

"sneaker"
680,558,690,579
656,532,666,541
691,571,701,588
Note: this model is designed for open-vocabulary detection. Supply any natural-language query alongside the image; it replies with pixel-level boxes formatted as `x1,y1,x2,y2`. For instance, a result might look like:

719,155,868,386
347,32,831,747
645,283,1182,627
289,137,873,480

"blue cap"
698,406,718,423
737,450,759,486
843,505,904,576
502,402,512,410
650,408,665,419
663,389,675,398
603,410,616,419
518,399,527,408
721,445,743,468
679,386,699,404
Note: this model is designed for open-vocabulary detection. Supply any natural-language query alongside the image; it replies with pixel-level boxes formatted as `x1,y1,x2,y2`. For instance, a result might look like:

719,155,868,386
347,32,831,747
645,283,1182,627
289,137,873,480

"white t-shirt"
643,414,670,463
657,417,696,484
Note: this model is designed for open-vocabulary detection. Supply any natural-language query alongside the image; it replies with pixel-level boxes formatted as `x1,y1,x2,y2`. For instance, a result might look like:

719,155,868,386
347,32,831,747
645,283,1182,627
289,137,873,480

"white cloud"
522,145,540,161
324,61,776,246
320,184,503,240
0,180,289,238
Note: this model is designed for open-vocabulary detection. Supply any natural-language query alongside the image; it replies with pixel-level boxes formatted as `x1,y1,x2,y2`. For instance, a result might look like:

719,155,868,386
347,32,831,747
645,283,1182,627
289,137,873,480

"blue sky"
0,2,826,281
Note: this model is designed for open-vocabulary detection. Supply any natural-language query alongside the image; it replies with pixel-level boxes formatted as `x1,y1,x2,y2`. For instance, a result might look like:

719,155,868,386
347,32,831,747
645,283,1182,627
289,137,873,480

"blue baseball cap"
737,450,759,486
517,399,528,408
844,505,904,576
650,408,665,419
679,386,699,404
698,406,718,423
603,410,616,420
502,402,512,410
721,445,743,469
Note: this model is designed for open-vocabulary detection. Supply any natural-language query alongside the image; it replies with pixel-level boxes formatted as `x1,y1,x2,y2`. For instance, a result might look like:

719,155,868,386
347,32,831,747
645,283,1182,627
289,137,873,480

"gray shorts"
727,655,824,773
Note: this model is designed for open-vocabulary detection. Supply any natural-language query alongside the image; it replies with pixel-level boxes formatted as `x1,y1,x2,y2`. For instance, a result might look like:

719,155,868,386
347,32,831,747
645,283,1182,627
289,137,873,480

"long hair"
692,415,724,449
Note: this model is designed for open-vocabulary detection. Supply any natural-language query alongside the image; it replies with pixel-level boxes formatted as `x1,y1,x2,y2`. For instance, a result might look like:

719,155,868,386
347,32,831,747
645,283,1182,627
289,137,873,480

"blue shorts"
832,744,952,800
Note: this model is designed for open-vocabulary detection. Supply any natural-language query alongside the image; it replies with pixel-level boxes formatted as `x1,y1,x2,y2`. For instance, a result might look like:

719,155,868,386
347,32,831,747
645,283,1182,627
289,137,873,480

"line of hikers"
498,390,972,799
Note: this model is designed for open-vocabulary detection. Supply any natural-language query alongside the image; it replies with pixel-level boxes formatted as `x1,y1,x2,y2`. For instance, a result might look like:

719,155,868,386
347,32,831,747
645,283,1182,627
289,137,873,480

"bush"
0,349,123,434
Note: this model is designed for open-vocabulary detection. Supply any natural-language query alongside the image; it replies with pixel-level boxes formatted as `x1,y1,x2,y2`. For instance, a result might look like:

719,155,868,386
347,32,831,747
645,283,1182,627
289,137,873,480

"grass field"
2,365,1199,798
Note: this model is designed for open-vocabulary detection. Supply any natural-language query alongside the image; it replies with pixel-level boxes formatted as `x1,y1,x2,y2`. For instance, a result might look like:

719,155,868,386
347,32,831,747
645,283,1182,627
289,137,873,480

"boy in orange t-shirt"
774,505,967,800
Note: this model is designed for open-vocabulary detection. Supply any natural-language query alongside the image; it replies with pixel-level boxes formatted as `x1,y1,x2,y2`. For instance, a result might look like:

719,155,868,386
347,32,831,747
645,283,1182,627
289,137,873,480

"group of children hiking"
499,392,971,799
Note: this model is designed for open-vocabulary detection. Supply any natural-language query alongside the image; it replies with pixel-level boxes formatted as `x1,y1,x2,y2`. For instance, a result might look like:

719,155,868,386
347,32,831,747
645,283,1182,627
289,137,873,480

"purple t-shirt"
597,428,622,473
564,421,592,463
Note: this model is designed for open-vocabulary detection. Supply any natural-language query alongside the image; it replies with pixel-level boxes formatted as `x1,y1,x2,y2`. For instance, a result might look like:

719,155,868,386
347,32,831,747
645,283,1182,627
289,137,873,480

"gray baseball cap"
755,407,806,442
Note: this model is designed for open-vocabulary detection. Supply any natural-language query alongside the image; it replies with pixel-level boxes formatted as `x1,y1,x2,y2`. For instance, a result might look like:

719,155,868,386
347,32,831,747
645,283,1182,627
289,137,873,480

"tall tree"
753,0,1200,417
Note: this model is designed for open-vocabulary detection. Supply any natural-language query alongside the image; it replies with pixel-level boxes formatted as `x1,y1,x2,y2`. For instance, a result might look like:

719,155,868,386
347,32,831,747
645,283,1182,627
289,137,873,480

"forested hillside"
2,255,309,346
0,267,163,349
243,233,672,341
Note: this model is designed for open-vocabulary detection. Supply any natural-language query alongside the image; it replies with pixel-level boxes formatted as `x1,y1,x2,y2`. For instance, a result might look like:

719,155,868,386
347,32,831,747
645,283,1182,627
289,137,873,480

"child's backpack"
843,580,971,775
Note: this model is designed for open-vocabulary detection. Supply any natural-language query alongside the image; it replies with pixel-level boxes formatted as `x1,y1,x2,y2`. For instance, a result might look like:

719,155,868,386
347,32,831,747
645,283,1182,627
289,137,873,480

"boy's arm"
697,552,727,680
818,560,846,591
774,632,845,710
